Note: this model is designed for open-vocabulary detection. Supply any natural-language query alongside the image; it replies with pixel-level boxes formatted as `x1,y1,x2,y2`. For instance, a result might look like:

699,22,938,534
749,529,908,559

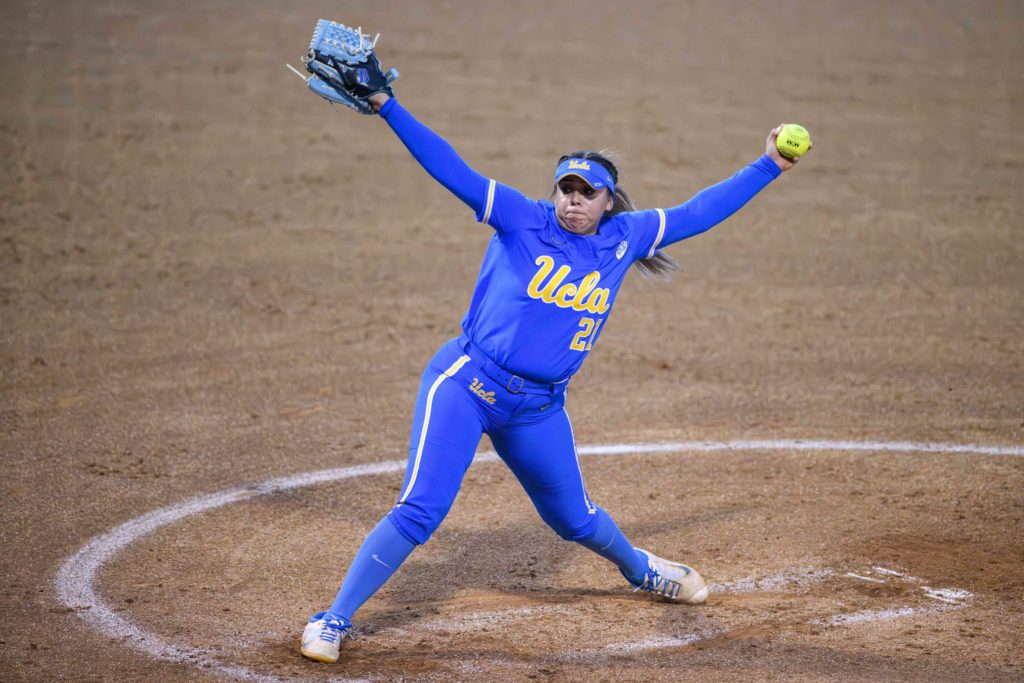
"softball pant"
328,337,646,622
388,336,599,544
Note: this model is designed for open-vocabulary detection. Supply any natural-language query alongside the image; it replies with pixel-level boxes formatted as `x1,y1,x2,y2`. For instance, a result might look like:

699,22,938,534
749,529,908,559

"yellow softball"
776,123,811,159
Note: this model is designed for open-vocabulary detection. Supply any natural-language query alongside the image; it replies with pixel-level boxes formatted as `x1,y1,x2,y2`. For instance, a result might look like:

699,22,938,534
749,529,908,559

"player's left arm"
652,126,808,251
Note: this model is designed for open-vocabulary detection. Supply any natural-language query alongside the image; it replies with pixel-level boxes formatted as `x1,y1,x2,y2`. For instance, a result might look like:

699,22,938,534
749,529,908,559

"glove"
299,20,399,115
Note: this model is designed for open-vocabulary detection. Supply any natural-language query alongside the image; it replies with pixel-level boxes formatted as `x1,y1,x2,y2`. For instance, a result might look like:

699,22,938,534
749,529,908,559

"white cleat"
630,548,709,604
300,611,354,663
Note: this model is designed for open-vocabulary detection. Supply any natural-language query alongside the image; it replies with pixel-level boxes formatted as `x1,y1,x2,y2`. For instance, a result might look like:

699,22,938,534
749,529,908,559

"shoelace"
633,567,682,599
318,619,356,643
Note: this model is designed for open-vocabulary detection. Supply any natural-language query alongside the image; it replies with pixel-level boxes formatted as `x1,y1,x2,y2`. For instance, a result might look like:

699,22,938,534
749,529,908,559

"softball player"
301,90,805,663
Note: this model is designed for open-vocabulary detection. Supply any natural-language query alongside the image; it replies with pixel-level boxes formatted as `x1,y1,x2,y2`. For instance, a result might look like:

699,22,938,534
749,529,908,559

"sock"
328,516,416,622
574,508,649,585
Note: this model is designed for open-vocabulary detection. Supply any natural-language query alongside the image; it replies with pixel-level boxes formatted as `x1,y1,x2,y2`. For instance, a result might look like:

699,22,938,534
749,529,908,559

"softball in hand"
776,124,811,159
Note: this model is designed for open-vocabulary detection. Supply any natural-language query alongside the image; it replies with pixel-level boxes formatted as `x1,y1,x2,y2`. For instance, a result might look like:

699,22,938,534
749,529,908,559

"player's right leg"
301,342,486,663
491,401,707,604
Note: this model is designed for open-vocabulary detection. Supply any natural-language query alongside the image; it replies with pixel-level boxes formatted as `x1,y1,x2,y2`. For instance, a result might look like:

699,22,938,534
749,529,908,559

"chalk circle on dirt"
56,439,1023,683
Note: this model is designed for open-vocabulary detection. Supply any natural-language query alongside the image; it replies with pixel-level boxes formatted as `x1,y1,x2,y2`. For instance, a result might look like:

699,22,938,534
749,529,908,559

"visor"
554,158,615,194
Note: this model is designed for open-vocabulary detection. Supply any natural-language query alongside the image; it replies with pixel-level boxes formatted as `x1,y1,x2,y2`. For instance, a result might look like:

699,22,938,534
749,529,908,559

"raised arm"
657,126,808,249
368,93,489,214
658,156,779,247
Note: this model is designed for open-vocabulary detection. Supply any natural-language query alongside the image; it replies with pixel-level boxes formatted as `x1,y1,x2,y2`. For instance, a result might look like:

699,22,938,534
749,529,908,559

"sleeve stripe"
647,208,667,259
481,179,497,224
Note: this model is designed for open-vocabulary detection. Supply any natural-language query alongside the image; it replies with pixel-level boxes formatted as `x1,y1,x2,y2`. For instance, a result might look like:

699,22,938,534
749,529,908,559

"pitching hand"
766,125,811,172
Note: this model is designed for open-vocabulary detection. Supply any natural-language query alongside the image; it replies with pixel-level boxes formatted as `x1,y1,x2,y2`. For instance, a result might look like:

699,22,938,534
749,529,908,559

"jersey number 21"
570,317,604,352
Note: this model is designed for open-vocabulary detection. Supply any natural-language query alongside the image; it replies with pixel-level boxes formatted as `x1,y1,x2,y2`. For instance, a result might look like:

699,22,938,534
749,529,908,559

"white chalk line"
846,572,886,583
55,439,1013,682
807,565,972,630
573,439,1024,458
819,606,921,627
871,565,919,579
710,566,835,594
425,564,972,659
923,587,972,604
813,576,972,628
377,567,834,644
602,632,710,653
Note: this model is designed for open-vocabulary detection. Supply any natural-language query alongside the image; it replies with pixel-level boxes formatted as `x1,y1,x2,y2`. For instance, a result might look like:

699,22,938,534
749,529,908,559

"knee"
387,497,452,546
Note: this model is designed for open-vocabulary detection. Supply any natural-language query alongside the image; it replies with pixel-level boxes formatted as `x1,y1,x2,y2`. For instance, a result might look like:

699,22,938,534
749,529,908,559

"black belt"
456,335,568,396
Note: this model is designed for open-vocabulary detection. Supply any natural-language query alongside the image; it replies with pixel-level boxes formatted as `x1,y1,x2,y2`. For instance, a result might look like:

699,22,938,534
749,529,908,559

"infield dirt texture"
2,1,1023,681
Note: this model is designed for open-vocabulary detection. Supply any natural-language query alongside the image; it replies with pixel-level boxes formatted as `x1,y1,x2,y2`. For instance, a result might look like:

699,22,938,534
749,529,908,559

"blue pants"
326,338,648,621
387,338,600,545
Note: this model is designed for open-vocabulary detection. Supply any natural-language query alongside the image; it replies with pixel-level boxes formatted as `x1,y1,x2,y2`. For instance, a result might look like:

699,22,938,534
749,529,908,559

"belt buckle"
506,375,525,394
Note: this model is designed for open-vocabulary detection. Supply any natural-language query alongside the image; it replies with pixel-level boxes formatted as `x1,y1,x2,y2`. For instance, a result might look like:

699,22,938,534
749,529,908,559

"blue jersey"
463,184,667,382
379,98,781,384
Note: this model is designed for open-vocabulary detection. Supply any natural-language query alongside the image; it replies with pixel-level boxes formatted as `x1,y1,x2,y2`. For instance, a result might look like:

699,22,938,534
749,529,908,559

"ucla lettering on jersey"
461,182,666,384
526,256,610,315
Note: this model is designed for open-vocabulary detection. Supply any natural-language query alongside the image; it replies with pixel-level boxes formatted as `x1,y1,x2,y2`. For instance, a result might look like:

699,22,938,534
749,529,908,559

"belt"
456,334,568,396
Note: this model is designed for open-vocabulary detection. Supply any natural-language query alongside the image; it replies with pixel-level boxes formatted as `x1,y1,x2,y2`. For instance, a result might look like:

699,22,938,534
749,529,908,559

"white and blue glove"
292,20,399,115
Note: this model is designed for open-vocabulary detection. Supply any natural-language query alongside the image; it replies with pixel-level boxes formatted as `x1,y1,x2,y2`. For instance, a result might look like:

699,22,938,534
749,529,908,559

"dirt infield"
2,1,1022,681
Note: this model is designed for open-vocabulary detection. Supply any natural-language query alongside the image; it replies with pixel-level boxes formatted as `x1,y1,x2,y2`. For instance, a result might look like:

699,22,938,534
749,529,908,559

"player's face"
554,176,614,236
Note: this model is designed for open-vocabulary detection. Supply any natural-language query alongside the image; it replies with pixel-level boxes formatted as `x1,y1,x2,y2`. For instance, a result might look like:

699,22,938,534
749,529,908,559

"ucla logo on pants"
469,378,497,404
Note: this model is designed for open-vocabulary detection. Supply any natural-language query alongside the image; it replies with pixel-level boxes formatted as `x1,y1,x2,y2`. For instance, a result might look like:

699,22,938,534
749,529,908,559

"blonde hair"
557,150,680,280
